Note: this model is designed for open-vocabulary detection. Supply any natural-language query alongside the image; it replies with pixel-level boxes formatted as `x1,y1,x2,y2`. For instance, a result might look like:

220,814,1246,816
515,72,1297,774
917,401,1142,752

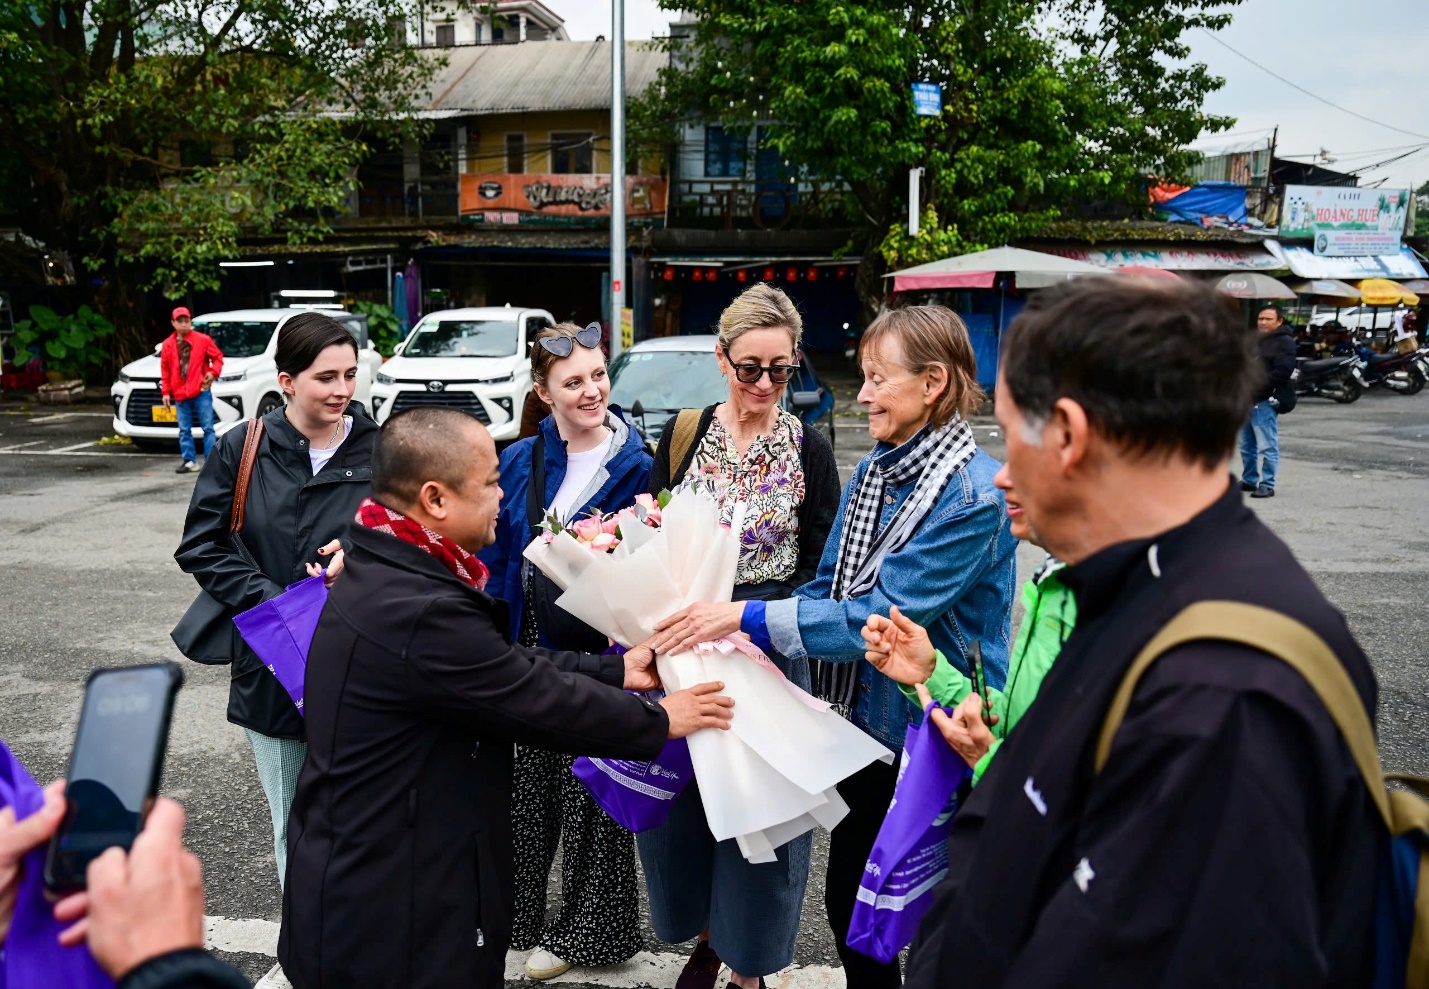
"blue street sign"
912,82,942,117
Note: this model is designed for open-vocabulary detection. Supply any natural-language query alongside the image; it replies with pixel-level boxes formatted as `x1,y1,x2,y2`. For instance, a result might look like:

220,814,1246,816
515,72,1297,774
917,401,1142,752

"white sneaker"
525,948,573,980
254,962,294,989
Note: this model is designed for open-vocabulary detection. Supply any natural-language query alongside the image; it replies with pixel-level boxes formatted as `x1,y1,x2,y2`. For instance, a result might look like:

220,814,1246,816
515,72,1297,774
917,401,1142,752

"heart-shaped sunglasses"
536,322,602,358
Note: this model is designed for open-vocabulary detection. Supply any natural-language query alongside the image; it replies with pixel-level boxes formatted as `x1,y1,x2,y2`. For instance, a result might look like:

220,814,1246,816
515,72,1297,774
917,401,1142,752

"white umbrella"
886,246,1111,291
1214,273,1296,300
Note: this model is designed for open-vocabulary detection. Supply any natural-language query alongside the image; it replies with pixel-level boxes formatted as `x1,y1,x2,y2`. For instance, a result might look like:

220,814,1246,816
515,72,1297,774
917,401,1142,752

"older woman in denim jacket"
652,306,1018,988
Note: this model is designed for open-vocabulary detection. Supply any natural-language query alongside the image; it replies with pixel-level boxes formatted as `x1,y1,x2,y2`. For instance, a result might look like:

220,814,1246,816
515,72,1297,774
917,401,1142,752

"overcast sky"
550,0,1429,193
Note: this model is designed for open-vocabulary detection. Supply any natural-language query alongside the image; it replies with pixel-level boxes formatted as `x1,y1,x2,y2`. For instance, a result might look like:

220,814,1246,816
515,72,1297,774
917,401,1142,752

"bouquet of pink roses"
538,492,665,554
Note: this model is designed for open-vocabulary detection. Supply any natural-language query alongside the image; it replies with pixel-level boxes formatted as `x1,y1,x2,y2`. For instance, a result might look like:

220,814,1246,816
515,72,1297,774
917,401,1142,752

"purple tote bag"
232,574,329,716
847,705,972,964
572,691,694,833
0,740,114,989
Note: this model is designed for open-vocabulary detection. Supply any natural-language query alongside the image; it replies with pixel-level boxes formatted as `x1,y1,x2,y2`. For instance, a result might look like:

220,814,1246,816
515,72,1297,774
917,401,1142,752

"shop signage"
911,82,942,117
1280,185,1409,257
1042,246,1281,271
459,173,668,225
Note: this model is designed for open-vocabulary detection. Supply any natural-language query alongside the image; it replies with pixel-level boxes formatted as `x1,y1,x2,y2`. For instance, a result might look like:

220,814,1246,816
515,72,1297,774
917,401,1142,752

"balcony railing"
668,177,854,231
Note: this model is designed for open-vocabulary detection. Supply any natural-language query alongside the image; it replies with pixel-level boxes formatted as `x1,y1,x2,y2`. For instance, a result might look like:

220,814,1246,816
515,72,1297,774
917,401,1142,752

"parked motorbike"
1294,354,1364,403
1357,346,1427,396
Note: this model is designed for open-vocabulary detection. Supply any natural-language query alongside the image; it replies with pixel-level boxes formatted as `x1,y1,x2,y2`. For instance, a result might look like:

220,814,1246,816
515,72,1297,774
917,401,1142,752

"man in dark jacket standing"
1240,303,1297,498
278,406,734,989
904,278,1380,988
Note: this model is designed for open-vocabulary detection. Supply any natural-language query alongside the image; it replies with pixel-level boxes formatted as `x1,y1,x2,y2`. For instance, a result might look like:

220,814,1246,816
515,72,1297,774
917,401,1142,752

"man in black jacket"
1240,304,1297,498
278,407,733,989
904,278,1380,988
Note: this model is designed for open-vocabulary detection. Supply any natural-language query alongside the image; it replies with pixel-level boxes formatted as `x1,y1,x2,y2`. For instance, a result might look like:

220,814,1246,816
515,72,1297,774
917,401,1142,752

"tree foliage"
0,0,438,358
634,0,1242,312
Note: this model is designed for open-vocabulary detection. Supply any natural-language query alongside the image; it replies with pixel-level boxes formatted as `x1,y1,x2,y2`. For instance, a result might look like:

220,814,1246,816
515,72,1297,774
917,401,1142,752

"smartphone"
44,663,183,894
968,641,993,726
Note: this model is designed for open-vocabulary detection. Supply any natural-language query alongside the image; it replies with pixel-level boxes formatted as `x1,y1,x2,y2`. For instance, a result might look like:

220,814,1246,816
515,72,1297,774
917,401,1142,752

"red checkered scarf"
356,497,489,591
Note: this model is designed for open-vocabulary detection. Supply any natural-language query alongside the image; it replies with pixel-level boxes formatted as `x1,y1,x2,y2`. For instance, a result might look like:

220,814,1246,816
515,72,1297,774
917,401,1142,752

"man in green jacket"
862,488,1075,781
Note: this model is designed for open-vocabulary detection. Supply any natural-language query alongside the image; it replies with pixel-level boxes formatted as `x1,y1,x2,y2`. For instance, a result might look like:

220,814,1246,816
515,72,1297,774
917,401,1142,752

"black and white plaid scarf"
812,416,978,713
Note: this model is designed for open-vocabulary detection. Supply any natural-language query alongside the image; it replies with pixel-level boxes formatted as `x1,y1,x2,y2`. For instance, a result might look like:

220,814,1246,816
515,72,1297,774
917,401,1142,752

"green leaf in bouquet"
657,489,673,510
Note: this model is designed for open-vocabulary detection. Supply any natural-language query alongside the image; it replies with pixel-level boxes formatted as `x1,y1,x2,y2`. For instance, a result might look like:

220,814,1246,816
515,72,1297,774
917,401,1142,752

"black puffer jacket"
1257,325,1298,402
174,404,379,740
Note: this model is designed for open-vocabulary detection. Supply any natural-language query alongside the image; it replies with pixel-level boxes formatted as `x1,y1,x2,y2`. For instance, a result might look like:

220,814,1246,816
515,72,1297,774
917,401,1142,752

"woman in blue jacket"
478,321,654,982
652,305,1017,988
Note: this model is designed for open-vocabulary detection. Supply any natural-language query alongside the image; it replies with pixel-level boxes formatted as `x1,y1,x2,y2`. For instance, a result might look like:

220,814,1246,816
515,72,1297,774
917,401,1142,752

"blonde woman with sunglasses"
477,321,655,981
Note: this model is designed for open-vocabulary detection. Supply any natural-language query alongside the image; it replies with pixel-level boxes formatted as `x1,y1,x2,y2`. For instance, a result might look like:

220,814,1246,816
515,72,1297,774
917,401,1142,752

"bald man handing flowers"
278,407,734,989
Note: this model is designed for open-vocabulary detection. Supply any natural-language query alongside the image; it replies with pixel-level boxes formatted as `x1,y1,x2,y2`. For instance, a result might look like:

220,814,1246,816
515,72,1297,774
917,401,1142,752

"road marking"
40,441,100,453
202,916,847,987
23,412,113,422
0,446,168,457
0,440,46,451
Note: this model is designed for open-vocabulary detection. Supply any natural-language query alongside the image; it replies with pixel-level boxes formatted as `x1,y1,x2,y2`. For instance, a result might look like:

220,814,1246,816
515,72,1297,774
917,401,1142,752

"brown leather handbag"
170,419,266,663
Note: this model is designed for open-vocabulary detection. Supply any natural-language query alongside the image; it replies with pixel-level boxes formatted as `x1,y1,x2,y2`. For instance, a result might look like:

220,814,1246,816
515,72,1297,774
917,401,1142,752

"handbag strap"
527,433,546,541
667,408,703,485
229,418,265,536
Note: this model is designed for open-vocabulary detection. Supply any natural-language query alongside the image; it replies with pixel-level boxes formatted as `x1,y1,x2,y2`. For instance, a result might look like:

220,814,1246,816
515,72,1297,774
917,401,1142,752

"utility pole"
908,167,924,235
609,0,627,358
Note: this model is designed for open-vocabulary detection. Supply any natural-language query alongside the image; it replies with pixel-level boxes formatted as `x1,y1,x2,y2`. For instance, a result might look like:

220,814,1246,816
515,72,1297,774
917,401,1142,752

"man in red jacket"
159,307,223,473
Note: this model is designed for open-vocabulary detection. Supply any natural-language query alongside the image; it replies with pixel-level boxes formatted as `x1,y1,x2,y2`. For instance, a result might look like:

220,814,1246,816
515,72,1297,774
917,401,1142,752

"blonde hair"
860,305,984,425
717,283,803,353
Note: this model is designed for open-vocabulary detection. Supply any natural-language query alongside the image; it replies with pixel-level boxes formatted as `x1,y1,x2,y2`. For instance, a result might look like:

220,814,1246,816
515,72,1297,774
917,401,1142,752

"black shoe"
675,940,722,989
1251,484,1275,499
175,460,198,474
1240,480,1257,492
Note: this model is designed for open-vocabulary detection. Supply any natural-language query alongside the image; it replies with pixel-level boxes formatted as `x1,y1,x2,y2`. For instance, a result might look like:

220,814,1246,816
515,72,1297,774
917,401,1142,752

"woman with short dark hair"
174,312,378,987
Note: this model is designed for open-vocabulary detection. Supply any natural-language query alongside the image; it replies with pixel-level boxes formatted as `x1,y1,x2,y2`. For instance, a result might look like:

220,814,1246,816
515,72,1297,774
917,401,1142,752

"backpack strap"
666,408,703,484
1095,600,1429,989
526,433,546,541
1095,602,1388,818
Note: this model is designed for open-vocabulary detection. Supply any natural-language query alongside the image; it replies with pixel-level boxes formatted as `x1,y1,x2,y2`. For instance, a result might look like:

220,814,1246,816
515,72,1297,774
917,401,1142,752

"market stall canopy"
1266,242,1428,281
1357,279,1420,306
1400,279,1429,295
886,246,1109,291
1289,279,1362,299
1040,244,1281,272
1215,273,1296,299
1116,265,1183,281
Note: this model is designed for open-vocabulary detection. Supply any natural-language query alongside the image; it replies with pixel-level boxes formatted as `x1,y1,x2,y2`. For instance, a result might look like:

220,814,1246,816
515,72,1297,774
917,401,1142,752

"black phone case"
43,662,184,894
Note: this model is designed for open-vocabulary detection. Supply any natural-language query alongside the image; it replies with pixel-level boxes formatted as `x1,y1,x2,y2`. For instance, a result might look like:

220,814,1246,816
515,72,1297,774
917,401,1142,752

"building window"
435,23,455,46
704,127,746,178
505,134,526,174
492,23,505,42
550,132,594,174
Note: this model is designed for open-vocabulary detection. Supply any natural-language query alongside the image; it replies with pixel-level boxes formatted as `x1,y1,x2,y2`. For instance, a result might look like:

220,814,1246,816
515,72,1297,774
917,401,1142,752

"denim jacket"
763,444,1017,751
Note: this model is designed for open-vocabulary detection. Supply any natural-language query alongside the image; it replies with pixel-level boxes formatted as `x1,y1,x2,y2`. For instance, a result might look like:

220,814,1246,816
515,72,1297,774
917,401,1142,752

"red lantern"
785,266,798,282
708,268,720,280
837,266,849,279
662,266,675,282
736,269,748,282
763,266,775,281
806,266,818,282
693,267,704,282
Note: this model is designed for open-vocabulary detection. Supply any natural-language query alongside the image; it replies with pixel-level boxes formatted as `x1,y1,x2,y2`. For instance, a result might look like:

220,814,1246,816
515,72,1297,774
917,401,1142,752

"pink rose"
601,515,621,535
571,517,602,543
540,531,556,543
635,492,658,512
591,532,619,552
644,509,662,527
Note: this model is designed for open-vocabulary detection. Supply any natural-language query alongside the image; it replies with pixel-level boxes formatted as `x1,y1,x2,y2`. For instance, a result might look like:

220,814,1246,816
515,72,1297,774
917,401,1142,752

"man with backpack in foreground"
904,278,1419,987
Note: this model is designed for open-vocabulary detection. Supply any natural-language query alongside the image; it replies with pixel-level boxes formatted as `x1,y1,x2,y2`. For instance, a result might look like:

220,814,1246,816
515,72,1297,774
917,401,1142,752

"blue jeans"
1240,400,1278,489
175,391,216,462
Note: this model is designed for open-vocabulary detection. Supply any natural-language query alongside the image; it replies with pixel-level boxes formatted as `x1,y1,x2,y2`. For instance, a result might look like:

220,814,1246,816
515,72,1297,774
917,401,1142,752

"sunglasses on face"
724,347,799,384
537,322,602,358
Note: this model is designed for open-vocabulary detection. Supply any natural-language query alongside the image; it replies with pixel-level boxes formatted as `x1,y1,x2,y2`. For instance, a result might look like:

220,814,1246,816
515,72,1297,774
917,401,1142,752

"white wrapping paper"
524,489,893,862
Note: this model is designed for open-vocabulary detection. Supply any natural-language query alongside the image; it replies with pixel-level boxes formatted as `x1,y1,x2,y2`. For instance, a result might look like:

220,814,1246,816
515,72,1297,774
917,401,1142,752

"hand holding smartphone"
969,641,993,727
44,663,183,894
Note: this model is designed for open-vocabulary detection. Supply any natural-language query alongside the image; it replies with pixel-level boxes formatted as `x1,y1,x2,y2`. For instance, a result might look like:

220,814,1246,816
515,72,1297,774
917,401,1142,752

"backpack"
1096,601,1429,989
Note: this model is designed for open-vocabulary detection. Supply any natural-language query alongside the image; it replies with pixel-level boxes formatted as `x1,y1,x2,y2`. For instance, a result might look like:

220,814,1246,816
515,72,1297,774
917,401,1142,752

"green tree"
0,0,438,361
634,0,1241,316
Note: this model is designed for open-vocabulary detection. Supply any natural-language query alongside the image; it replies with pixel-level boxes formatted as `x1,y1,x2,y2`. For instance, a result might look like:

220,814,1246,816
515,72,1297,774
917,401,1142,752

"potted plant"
11,305,114,402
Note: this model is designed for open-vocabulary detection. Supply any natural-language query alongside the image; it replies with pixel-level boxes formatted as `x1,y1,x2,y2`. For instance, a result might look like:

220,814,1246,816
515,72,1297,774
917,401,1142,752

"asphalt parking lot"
1,380,1426,987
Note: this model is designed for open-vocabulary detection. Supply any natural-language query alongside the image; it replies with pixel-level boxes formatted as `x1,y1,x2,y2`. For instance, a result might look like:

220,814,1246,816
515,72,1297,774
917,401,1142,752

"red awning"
892,271,997,291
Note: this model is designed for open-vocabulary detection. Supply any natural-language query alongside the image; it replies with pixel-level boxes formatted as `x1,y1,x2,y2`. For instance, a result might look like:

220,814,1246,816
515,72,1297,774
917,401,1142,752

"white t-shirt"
550,430,614,521
309,417,352,475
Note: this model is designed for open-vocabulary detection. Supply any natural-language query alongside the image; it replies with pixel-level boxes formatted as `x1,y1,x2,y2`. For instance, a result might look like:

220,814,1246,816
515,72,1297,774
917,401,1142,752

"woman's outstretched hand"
305,540,344,587
861,606,936,685
649,602,747,656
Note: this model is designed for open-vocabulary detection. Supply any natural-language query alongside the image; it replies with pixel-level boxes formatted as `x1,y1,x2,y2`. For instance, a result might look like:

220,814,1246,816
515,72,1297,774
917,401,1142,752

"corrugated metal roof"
421,41,666,116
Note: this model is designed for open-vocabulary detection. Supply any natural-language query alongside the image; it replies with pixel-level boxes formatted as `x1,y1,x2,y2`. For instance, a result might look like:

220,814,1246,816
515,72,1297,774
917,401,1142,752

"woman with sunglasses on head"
638,283,840,989
477,321,654,982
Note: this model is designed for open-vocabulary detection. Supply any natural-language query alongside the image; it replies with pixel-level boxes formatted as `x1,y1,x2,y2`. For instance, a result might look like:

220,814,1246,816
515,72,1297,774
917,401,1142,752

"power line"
1198,29,1429,142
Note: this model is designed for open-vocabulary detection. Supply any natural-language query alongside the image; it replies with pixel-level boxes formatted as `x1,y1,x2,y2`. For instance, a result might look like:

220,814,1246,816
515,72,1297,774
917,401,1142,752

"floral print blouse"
692,410,806,585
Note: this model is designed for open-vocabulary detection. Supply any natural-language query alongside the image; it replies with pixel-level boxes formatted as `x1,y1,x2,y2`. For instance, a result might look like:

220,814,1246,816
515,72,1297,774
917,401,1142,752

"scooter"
1358,345,1427,396
1294,353,1364,403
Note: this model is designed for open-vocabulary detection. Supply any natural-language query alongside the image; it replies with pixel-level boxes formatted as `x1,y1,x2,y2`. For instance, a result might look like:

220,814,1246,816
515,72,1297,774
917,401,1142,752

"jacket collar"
261,401,378,453
1059,478,1242,623
348,523,498,609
